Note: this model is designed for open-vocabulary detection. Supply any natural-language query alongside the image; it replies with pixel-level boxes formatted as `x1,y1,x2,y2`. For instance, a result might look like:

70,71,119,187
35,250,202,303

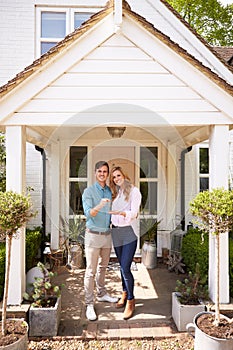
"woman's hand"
109,210,126,217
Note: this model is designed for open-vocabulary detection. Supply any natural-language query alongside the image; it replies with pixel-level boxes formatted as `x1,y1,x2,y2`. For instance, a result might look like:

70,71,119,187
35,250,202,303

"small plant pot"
29,296,61,337
172,292,206,332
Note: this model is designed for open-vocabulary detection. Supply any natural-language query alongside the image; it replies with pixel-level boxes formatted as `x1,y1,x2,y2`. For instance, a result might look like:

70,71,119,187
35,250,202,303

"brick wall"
0,0,34,85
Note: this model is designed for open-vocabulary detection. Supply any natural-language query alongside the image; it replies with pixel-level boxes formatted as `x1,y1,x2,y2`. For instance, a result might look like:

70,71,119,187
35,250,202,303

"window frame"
198,144,209,192
35,6,97,57
69,146,88,216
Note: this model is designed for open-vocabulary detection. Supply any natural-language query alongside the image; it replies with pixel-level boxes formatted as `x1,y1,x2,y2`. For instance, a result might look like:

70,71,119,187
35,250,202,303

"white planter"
29,296,61,337
0,319,28,350
187,311,233,350
172,292,206,332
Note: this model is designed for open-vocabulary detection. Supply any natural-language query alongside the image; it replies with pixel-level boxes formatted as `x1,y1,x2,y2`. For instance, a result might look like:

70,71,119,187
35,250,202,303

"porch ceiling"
25,124,210,148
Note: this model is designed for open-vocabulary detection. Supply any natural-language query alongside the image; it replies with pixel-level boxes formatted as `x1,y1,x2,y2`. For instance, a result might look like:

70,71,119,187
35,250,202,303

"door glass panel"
140,147,158,178
70,146,87,178
69,182,87,215
140,182,157,215
41,12,66,38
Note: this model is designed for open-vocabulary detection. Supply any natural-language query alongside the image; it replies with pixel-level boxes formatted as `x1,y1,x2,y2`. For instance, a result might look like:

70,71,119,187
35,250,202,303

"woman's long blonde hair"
109,166,133,201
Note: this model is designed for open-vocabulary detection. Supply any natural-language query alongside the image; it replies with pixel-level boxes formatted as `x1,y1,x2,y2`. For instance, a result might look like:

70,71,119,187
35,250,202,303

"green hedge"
181,227,233,298
25,227,42,271
0,227,42,300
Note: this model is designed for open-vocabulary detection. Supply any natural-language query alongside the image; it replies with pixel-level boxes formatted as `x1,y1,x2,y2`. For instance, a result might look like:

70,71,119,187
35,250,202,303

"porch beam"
209,125,229,304
5,126,26,305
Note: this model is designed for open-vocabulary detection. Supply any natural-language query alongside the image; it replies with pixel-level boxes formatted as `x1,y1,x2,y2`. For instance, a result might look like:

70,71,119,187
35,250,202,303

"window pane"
41,42,57,55
70,147,87,177
74,12,93,28
200,177,209,192
69,182,87,214
140,147,158,178
41,12,66,38
199,148,209,174
140,182,157,215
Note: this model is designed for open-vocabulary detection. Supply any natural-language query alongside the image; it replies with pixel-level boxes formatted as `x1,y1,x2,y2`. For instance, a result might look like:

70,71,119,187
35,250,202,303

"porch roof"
0,0,232,148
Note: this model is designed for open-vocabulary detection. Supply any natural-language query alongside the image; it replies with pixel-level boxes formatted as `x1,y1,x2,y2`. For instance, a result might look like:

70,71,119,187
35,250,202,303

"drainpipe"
180,146,192,231
35,146,46,255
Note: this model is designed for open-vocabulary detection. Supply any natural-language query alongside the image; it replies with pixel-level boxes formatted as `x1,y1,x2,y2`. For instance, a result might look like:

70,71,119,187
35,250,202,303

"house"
0,0,232,306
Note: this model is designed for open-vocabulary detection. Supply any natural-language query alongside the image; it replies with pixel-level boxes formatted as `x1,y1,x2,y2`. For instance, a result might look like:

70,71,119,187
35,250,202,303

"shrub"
181,227,209,280
175,263,209,305
25,227,42,271
182,227,233,298
0,227,42,300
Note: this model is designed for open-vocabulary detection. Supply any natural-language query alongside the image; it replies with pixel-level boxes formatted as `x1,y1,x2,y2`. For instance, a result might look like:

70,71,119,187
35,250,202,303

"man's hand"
90,198,111,217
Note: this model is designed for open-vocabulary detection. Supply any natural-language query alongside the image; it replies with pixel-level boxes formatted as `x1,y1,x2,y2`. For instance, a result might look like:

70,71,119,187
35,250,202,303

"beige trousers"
84,232,112,305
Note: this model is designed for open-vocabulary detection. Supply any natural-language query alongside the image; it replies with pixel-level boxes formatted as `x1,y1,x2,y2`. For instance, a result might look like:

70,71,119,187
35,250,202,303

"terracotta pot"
187,311,233,350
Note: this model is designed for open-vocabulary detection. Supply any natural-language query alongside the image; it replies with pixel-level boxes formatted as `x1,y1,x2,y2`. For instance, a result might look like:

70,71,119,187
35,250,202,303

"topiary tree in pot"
189,188,233,345
0,190,35,344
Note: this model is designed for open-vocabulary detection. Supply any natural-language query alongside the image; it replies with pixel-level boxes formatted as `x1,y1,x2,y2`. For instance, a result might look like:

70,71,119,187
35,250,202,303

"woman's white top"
111,186,142,228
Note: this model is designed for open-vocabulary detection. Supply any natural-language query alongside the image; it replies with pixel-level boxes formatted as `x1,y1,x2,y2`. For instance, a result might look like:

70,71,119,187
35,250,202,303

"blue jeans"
112,226,137,300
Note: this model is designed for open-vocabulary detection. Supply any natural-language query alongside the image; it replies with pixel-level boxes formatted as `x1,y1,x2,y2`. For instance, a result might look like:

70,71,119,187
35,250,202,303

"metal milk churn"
141,240,157,269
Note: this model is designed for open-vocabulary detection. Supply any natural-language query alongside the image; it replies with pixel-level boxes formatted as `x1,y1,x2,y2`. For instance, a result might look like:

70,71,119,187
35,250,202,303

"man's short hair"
95,161,109,173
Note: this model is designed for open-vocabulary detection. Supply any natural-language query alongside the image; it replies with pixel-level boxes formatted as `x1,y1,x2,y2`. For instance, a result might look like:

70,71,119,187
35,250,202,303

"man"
82,160,118,321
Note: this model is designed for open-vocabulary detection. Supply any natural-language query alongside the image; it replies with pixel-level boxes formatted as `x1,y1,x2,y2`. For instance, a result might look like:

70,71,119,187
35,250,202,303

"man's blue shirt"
82,182,112,231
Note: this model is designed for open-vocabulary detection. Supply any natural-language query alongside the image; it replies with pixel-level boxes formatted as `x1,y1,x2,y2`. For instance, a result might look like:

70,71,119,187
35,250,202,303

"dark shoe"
123,299,135,320
116,291,127,309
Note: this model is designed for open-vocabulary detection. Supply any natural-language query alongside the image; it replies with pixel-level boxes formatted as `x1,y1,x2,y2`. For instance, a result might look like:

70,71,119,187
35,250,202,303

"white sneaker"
86,305,97,321
97,293,119,303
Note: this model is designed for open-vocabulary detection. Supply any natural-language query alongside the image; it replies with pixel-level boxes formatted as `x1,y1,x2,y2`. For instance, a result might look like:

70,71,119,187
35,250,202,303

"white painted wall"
0,0,34,86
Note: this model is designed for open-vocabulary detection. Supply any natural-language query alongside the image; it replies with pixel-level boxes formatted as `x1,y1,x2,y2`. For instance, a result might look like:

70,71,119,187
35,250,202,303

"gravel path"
28,335,194,349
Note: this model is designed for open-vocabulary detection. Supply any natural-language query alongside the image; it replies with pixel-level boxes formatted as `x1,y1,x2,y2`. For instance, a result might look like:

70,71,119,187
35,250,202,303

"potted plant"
140,217,161,269
24,261,63,337
0,190,35,349
60,215,86,269
172,263,209,331
187,188,233,349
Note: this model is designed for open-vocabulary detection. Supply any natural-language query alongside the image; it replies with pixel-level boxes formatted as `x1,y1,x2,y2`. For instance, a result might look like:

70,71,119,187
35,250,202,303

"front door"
92,146,135,184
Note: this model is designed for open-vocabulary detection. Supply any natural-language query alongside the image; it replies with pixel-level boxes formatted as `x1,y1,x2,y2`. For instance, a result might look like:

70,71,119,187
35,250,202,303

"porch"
43,261,182,339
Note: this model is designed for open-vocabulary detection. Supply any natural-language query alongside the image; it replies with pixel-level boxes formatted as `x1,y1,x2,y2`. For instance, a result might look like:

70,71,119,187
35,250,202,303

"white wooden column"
5,126,26,305
209,125,229,303
50,142,60,250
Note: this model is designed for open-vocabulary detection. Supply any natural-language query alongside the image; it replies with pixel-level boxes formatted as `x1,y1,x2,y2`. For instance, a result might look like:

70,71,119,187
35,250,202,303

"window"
199,147,209,191
140,147,158,215
139,146,159,246
36,7,97,56
69,146,87,215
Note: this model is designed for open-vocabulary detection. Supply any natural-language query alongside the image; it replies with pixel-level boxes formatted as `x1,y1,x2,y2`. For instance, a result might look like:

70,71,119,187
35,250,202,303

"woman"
109,166,142,320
